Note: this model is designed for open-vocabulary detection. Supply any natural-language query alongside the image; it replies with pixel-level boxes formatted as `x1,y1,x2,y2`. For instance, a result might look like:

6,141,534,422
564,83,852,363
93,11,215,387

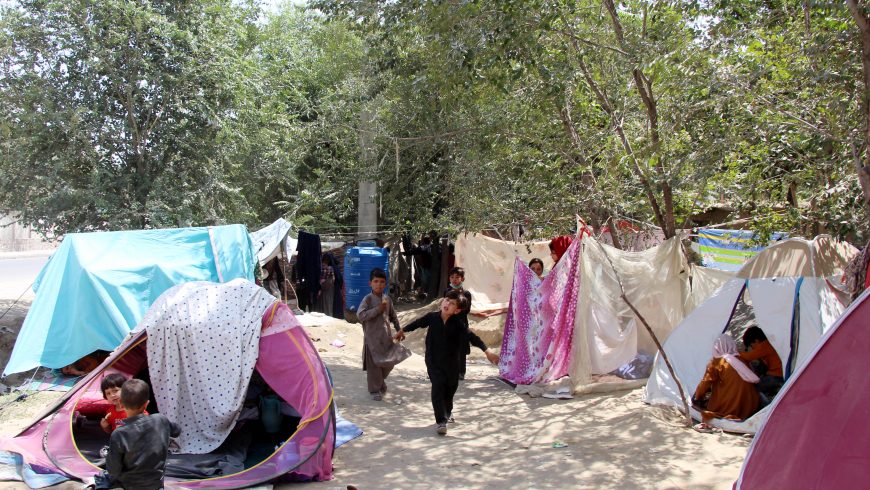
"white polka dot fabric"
143,279,276,454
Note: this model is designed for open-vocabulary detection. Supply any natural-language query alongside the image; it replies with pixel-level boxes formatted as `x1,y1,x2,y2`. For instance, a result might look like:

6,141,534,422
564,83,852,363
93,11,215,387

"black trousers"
427,365,459,425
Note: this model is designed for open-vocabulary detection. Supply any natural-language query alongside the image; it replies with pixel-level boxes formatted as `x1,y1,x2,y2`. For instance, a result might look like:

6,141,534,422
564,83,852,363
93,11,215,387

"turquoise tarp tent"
3,225,256,376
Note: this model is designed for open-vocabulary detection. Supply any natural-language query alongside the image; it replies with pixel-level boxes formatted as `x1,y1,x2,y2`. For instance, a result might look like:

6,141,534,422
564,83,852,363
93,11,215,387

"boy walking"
358,268,411,400
98,379,180,490
443,267,472,380
396,290,499,435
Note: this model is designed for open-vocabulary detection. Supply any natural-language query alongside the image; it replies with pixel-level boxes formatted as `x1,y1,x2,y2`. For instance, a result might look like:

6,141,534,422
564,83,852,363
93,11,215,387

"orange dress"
739,340,783,377
694,357,759,420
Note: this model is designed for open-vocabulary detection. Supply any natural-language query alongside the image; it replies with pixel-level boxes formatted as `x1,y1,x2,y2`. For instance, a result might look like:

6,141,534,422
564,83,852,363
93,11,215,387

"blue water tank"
344,246,390,311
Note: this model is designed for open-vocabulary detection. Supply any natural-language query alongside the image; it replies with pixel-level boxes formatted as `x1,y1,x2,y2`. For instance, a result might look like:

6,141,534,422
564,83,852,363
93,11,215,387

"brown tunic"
694,357,759,421
358,293,411,369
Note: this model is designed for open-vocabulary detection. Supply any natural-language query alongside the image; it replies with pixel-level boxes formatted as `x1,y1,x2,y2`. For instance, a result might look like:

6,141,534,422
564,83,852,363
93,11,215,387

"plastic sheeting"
698,228,788,271
250,219,296,266
454,234,553,314
735,290,870,489
570,237,689,389
685,266,735,313
4,225,256,376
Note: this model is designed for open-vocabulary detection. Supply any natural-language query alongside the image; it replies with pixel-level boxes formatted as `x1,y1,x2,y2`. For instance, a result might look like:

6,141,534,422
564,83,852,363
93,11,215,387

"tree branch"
602,0,626,48
554,28,631,57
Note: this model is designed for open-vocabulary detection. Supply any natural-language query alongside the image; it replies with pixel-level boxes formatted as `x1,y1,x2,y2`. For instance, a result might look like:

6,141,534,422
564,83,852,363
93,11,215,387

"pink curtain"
499,237,581,385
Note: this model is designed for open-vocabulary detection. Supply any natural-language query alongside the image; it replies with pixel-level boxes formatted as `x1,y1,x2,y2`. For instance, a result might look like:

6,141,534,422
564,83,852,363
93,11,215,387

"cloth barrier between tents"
454,234,553,314
569,236,689,391
499,237,581,385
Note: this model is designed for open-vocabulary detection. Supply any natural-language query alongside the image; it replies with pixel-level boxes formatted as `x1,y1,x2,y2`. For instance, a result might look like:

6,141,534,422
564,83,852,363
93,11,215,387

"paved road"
0,256,49,300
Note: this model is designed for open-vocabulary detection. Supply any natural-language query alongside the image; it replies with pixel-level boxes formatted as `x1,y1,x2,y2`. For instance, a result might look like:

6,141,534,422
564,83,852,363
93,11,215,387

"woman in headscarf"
548,236,574,264
692,334,760,425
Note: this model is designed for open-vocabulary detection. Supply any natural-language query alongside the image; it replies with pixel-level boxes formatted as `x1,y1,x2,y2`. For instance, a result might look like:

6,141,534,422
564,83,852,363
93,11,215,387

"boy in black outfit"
443,267,473,380
98,379,181,490
395,289,499,435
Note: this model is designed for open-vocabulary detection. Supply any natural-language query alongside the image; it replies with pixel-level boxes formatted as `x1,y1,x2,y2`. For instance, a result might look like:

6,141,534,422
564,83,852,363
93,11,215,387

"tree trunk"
607,215,624,250
846,0,870,221
603,0,677,239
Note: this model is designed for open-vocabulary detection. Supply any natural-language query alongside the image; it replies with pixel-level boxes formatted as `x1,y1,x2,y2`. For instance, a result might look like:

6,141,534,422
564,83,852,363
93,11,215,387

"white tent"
644,236,856,433
250,218,296,266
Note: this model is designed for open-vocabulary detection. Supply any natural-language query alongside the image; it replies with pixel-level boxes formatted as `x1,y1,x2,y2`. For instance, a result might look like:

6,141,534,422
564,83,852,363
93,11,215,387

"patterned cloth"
499,237,582,385
144,279,276,454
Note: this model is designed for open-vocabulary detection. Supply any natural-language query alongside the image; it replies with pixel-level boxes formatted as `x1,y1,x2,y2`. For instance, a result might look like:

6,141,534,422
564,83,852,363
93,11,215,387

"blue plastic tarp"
3,225,256,376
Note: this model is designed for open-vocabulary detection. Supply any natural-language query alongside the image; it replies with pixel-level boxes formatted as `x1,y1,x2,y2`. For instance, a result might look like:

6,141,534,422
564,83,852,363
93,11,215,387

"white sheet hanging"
454,233,553,313
572,237,689,388
144,279,276,453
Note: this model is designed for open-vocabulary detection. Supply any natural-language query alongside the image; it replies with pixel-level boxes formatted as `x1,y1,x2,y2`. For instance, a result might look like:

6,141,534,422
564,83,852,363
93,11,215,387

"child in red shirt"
100,373,146,433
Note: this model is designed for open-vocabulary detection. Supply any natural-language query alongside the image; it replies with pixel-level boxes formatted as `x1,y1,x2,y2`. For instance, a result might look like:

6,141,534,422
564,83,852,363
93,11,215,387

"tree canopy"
0,0,867,244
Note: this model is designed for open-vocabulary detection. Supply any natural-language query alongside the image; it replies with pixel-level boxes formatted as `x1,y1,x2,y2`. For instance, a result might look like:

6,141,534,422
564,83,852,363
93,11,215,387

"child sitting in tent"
96,379,180,490
99,373,145,434
395,290,499,435
358,268,411,401
692,334,759,432
739,326,784,405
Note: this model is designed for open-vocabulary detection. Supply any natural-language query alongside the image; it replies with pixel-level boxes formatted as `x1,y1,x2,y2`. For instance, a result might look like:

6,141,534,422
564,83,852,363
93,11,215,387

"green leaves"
0,0,864,243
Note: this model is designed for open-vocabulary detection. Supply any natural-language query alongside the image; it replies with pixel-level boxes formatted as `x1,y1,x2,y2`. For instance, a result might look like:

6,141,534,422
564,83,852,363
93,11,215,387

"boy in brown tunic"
358,268,411,400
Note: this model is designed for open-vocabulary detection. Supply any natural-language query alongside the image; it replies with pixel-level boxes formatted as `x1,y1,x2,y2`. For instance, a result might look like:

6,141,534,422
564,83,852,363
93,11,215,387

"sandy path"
0,313,750,490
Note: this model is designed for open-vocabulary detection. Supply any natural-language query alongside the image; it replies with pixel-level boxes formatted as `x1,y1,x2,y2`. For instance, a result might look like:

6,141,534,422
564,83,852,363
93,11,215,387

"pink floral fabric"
499,237,581,385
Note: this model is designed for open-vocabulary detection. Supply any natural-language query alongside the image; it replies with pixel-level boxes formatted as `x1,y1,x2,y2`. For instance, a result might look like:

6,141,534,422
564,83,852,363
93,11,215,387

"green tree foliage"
0,0,866,243
0,1,372,236
0,0,263,233
313,0,868,242
701,0,868,240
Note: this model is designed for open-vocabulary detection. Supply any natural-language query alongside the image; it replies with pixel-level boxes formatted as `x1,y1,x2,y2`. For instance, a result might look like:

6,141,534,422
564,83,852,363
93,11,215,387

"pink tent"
0,301,334,489
735,289,870,489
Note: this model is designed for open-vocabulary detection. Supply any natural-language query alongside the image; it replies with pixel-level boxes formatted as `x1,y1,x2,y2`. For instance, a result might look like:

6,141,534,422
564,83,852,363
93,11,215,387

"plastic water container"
344,246,390,311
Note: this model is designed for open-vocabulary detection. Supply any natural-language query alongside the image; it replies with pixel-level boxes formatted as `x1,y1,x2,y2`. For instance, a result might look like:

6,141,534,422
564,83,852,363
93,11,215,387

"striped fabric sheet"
698,228,787,271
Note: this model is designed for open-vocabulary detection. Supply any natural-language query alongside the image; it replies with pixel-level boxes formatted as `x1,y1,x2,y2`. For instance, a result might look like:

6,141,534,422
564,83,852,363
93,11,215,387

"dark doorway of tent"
72,338,305,481
720,282,791,408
